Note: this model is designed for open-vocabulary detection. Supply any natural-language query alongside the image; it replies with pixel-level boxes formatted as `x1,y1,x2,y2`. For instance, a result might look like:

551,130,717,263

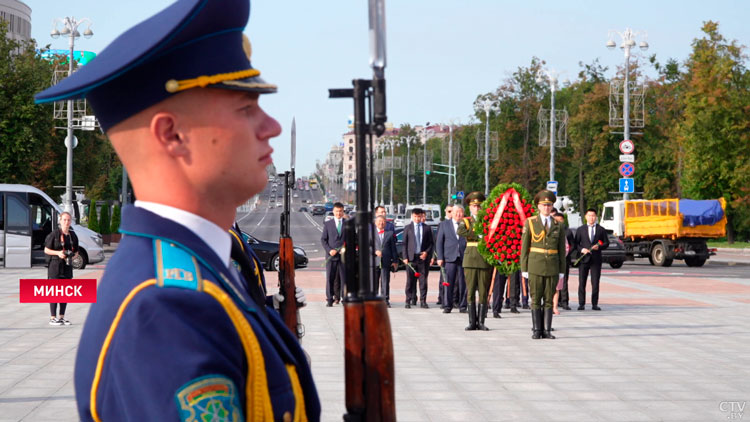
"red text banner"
19,279,97,303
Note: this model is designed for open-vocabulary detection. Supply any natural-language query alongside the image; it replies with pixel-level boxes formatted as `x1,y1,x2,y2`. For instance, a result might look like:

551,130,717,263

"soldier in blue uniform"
35,1,321,420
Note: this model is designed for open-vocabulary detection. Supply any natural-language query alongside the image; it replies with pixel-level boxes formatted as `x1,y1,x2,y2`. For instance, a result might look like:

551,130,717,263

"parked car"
601,233,627,269
239,231,308,272
324,202,334,212
324,211,335,223
312,205,326,216
298,206,309,213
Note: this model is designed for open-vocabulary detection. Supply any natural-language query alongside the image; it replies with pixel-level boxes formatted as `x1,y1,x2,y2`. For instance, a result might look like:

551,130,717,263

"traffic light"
451,194,457,200
425,170,431,175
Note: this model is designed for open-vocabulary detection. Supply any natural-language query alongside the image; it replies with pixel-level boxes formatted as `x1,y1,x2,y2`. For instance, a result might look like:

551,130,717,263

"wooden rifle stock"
278,236,299,338
279,169,302,339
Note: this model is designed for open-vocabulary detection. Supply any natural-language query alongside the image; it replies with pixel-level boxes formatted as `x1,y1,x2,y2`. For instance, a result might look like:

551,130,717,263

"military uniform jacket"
74,206,320,422
456,216,491,269
520,215,566,277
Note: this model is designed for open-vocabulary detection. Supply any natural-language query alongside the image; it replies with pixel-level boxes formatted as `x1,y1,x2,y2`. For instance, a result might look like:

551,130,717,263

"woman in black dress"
43,211,79,326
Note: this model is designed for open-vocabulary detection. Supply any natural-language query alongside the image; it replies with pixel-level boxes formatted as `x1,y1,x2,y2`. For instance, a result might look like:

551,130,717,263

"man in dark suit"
373,215,398,307
574,208,609,311
436,205,466,313
435,205,452,307
321,202,347,307
402,208,434,308
553,208,575,311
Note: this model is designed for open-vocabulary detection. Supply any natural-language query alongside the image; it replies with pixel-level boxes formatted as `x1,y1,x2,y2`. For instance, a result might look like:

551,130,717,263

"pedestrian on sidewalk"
43,211,78,326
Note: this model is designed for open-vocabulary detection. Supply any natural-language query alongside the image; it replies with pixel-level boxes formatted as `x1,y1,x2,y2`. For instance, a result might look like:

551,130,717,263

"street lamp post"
447,124,454,203
51,17,93,213
536,69,568,184
474,97,498,196
400,135,417,205
420,126,434,205
607,28,648,200
384,138,397,211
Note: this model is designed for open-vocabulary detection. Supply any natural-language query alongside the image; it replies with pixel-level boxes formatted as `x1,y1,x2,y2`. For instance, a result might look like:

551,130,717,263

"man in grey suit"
402,208,434,308
373,215,398,307
436,205,467,313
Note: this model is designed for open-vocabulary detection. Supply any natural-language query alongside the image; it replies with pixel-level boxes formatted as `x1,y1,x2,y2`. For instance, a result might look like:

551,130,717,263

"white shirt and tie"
335,218,342,236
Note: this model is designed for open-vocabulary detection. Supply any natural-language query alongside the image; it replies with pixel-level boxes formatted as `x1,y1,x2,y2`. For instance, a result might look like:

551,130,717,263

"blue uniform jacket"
75,206,320,422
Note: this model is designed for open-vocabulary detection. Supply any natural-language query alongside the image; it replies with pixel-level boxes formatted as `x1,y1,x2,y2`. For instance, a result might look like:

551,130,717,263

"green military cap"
465,191,486,206
534,190,556,205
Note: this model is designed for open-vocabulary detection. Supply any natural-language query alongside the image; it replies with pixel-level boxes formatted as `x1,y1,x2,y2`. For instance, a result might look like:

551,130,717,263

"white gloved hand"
559,273,564,280
272,292,284,310
522,272,529,280
295,286,307,307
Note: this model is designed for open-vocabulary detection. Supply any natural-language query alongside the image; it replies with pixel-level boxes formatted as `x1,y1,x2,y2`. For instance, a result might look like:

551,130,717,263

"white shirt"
453,220,460,239
135,200,231,267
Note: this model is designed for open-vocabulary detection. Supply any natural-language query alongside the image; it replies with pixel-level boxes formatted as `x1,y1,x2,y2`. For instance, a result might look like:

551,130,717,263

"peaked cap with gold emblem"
534,190,556,205
35,0,275,131
464,191,486,206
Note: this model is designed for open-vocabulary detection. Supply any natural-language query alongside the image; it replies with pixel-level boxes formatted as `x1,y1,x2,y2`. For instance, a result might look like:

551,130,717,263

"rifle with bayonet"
330,1,395,420
278,117,304,339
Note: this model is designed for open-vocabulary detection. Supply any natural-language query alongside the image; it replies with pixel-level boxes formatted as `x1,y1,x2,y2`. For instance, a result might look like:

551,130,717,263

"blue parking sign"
619,178,634,193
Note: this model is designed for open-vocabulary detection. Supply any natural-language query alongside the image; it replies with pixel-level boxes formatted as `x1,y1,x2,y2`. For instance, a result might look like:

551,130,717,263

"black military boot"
531,309,542,339
543,308,556,339
477,304,489,331
465,302,477,331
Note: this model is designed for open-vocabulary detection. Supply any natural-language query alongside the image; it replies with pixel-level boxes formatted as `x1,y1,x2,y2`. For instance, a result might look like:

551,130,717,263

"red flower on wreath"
473,183,535,276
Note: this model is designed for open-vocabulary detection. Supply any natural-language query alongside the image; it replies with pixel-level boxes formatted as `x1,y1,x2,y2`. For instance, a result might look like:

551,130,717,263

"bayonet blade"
290,117,296,171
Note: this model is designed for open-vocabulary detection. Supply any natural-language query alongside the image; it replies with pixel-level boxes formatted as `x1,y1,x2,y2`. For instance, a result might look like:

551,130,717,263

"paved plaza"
1,246,749,421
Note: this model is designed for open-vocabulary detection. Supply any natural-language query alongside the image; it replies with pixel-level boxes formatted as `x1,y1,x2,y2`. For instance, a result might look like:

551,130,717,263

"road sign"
456,191,464,200
619,139,634,154
619,178,634,193
619,162,635,177
619,154,635,162
546,181,558,193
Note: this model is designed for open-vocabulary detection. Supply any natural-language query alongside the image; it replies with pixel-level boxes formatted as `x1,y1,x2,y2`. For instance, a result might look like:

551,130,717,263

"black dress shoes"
493,312,501,319
420,302,429,309
405,303,411,309
459,308,468,314
326,302,333,307
442,308,451,314
592,306,602,311
578,305,585,310
522,304,530,310
562,305,571,311
510,307,520,314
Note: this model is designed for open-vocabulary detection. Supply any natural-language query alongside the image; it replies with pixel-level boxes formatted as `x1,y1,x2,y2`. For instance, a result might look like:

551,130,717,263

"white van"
404,204,442,227
0,184,104,269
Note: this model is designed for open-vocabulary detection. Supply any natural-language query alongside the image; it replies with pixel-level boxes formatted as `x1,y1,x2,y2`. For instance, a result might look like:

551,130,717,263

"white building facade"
0,0,31,43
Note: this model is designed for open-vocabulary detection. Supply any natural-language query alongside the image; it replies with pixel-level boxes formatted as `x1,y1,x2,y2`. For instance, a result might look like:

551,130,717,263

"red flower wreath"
473,182,535,275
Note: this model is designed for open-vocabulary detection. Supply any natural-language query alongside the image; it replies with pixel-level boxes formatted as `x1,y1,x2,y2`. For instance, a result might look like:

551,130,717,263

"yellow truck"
600,198,727,267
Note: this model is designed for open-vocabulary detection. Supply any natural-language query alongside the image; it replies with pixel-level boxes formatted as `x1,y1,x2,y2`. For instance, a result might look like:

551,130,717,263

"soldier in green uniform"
457,192,493,331
521,190,566,339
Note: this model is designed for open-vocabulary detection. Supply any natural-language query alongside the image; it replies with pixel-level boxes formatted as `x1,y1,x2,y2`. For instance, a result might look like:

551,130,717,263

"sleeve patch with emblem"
175,375,243,422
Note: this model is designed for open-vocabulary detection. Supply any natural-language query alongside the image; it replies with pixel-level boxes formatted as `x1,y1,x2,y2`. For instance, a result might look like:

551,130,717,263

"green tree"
87,202,99,233
0,22,61,190
680,21,750,242
110,204,121,234
99,203,111,235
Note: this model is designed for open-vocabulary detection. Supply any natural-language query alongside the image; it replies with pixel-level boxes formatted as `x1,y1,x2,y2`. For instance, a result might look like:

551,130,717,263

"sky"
24,0,749,177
